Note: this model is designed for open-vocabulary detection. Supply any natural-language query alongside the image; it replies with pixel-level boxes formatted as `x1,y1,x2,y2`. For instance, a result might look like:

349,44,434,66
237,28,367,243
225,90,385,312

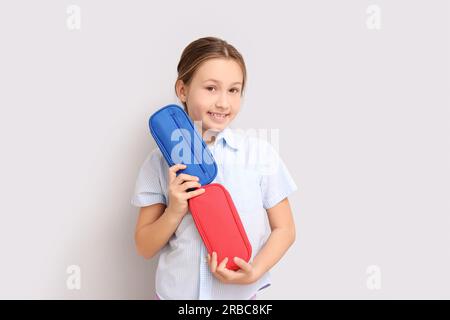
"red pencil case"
188,183,252,271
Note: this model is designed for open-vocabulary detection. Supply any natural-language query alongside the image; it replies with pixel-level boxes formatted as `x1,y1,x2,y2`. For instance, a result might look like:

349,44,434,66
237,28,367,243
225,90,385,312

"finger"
185,188,205,200
174,173,199,185
168,164,186,183
233,257,252,273
216,264,236,280
216,257,232,280
213,271,229,283
177,181,201,192
217,257,229,271
210,251,218,273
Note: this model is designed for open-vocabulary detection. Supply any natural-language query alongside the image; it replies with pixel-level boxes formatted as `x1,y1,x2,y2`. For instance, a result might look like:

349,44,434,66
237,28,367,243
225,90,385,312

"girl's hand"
166,164,205,218
207,251,259,285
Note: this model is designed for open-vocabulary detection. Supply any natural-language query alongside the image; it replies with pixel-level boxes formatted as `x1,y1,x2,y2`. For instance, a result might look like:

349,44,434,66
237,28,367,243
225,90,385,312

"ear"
175,79,188,103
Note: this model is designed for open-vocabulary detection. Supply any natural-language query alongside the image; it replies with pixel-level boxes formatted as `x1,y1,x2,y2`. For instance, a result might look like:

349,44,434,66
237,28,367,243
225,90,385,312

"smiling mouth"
207,111,229,120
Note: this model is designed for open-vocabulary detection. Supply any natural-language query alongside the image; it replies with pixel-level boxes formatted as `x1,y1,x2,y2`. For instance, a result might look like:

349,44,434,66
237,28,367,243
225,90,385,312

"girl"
131,37,298,300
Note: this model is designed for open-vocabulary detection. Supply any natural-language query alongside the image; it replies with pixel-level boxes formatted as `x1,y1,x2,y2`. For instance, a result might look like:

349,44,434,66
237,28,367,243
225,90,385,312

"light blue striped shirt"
131,127,298,299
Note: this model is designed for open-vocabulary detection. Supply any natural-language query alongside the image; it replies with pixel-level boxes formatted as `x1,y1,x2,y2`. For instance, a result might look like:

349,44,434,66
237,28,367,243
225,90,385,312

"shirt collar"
214,127,240,151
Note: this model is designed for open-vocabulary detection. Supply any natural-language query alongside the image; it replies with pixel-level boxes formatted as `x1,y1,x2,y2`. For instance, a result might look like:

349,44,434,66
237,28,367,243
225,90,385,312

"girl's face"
177,58,243,136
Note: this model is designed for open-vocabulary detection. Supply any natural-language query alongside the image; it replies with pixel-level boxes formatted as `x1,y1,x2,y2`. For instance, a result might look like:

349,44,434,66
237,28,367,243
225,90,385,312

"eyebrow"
203,79,242,86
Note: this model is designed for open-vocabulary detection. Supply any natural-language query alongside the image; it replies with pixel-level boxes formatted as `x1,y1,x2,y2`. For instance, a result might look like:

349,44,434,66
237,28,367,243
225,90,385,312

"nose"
215,91,231,111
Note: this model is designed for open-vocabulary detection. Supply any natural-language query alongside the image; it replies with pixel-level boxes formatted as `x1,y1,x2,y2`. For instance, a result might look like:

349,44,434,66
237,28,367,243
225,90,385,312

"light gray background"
0,0,448,299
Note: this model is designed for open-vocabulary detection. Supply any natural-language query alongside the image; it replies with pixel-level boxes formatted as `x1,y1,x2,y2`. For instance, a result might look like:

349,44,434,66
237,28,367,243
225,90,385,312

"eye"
206,86,216,92
230,88,240,94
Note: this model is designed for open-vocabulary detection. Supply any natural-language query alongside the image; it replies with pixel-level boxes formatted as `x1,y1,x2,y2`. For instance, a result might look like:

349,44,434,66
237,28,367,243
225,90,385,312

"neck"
190,113,227,144
194,123,220,145
202,130,217,145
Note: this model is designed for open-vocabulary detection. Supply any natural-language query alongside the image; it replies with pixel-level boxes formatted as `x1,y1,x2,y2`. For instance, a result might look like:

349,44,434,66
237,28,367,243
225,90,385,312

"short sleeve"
257,140,298,210
131,149,167,207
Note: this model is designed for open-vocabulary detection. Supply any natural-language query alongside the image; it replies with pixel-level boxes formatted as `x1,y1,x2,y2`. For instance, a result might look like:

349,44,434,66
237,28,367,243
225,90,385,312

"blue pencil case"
149,104,218,186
